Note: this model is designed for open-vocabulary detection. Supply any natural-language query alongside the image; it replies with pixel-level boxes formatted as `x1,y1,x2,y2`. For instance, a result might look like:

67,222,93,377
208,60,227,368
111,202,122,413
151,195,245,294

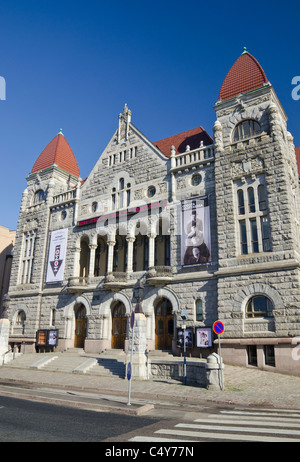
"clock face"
191,174,202,186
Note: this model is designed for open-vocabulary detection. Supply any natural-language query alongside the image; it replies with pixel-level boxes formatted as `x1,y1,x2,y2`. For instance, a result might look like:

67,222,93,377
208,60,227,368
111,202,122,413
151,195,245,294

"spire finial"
58,128,64,136
242,46,247,55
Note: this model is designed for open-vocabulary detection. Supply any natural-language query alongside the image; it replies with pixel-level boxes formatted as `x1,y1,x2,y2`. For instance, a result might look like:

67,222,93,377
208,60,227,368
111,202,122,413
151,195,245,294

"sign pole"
218,334,224,391
212,320,225,391
127,312,135,406
183,325,187,385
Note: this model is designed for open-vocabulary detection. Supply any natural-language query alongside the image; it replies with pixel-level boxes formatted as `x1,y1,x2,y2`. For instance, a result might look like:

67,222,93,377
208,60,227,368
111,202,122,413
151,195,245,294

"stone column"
126,236,135,273
106,238,116,273
88,244,97,278
148,233,156,268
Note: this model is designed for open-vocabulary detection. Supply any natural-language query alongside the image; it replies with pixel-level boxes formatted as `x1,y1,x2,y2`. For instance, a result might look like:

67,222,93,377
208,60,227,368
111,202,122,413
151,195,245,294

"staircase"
2,349,126,378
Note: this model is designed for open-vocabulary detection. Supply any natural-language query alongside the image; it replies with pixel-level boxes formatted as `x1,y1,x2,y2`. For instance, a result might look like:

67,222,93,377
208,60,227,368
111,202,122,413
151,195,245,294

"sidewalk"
0,360,299,411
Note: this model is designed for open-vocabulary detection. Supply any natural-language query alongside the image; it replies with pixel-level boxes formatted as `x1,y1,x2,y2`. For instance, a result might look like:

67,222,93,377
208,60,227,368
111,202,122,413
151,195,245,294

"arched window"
15,310,26,334
246,296,273,318
233,120,261,142
195,299,203,322
33,189,45,204
237,190,245,215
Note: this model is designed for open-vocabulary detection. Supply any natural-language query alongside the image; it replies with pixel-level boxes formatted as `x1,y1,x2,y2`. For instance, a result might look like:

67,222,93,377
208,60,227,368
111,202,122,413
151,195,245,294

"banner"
46,229,68,283
181,197,211,266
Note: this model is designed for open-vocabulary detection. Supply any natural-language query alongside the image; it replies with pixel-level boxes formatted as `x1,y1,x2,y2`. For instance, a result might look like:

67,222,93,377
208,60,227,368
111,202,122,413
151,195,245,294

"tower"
213,48,300,372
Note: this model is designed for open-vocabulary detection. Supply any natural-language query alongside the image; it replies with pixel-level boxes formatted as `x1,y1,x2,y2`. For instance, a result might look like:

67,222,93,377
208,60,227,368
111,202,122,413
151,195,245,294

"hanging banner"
181,197,211,266
46,229,68,283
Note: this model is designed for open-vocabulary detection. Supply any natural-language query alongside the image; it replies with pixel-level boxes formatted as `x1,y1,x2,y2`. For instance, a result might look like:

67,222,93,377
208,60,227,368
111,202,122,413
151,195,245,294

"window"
246,296,273,318
191,174,202,186
112,179,131,210
247,345,257,366
33,189,45,204
51,309,56,327
236,178,271,255
258,185,267,211
264,345,275,367
196,299,203,322
250,218,259,253
240,220,248,254
248,187,255,213
237,190,245,215
147,186,156,198
261,216,271,251
15,310,26,335
21,230,37,284
233,120,261,142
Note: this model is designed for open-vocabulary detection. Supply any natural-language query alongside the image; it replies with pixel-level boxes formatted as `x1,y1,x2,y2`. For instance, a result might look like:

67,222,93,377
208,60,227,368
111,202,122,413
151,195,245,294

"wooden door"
111,302,127,349
74,304,87,348
155,298,173,350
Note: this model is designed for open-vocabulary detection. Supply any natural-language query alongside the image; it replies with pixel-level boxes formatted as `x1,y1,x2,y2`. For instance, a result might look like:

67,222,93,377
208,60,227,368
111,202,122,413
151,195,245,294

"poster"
48,330,58,346
177,328,193,348
181,197,211,266
196,327,212,348
46,229,68,283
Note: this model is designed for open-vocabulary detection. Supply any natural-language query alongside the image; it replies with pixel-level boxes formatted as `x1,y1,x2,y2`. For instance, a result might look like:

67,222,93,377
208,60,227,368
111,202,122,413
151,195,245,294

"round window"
61,210,67,220
191,174,202,186
147,186,156,198
92,202,98,212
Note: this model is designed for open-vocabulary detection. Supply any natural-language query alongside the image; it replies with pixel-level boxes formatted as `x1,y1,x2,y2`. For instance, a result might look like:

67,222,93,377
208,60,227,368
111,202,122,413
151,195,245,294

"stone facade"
6,52,300,376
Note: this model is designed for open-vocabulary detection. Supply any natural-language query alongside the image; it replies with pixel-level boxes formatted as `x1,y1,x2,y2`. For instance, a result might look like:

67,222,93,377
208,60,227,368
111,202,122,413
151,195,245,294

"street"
0,385,300,444
0,394,160,442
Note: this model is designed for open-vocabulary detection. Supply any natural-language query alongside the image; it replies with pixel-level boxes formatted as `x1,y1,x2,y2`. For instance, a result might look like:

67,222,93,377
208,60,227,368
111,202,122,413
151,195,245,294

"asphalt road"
0,395,160,442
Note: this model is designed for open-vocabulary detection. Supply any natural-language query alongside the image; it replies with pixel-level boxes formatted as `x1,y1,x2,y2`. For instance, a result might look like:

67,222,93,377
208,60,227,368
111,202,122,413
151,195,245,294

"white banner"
46,229,68,283
181,197,211,266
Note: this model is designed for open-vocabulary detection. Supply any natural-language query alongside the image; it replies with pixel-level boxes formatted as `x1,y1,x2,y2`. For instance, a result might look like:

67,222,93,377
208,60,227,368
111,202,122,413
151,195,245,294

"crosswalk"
129,407,300,442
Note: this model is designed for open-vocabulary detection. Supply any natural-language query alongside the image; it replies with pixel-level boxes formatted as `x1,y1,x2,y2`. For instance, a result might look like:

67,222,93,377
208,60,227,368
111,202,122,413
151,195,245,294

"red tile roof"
31,133,80,178
295,146,300,178
154,126,213,157
219,51,268,102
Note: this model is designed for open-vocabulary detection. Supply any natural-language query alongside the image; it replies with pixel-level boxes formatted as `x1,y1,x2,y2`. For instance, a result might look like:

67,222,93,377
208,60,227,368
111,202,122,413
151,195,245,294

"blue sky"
1,0,300,230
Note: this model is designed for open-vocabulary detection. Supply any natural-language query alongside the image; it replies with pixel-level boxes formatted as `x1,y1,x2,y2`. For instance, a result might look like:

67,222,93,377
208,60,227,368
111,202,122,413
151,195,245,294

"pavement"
0,352,299,413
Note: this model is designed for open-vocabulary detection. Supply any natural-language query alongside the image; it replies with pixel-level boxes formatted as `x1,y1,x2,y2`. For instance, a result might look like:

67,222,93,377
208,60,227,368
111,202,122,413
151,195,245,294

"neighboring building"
0,226,16,307
7,49,300,376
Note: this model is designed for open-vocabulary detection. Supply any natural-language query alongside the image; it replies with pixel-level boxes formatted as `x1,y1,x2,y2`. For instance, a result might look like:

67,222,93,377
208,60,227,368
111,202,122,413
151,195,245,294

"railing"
171,144,215,171
53,189,77,205
1,346,18,366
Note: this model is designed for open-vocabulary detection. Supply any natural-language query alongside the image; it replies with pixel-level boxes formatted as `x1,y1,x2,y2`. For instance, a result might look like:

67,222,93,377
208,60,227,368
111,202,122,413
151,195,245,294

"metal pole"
183,326,186,385
127,322,134,405
218,335,224,391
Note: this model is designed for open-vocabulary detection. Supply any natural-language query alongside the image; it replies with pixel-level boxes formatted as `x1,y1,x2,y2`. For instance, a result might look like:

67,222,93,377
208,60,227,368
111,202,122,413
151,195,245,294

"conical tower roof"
218,48,268,102
31,130,80,178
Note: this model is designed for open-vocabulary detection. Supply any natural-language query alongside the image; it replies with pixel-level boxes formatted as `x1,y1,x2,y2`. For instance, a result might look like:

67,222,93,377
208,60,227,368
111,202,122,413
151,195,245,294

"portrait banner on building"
46,229,68,283
181,197,211,266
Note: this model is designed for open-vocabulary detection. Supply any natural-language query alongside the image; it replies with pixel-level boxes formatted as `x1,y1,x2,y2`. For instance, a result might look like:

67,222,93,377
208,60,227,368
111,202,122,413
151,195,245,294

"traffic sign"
213,320,225,335
130,311,135,329
127,361,132,381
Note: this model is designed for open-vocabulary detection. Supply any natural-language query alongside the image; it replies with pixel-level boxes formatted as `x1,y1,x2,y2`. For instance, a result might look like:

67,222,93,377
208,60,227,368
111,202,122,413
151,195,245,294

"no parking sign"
213,320,225,335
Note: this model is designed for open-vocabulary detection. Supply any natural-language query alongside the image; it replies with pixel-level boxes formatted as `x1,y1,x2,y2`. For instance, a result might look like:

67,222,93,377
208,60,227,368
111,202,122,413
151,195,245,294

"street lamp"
180,309,188,385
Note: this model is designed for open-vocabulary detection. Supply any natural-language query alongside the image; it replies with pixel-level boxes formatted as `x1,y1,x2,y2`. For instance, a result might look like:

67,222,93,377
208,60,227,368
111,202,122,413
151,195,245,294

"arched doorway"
74,304,87,348
155,298,173,350
111,302,127,349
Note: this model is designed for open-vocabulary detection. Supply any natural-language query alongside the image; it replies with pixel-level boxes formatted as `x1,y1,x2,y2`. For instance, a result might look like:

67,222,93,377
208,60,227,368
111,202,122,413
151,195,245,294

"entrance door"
155,298,173,350
111,302,127,349
74,304,87,348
